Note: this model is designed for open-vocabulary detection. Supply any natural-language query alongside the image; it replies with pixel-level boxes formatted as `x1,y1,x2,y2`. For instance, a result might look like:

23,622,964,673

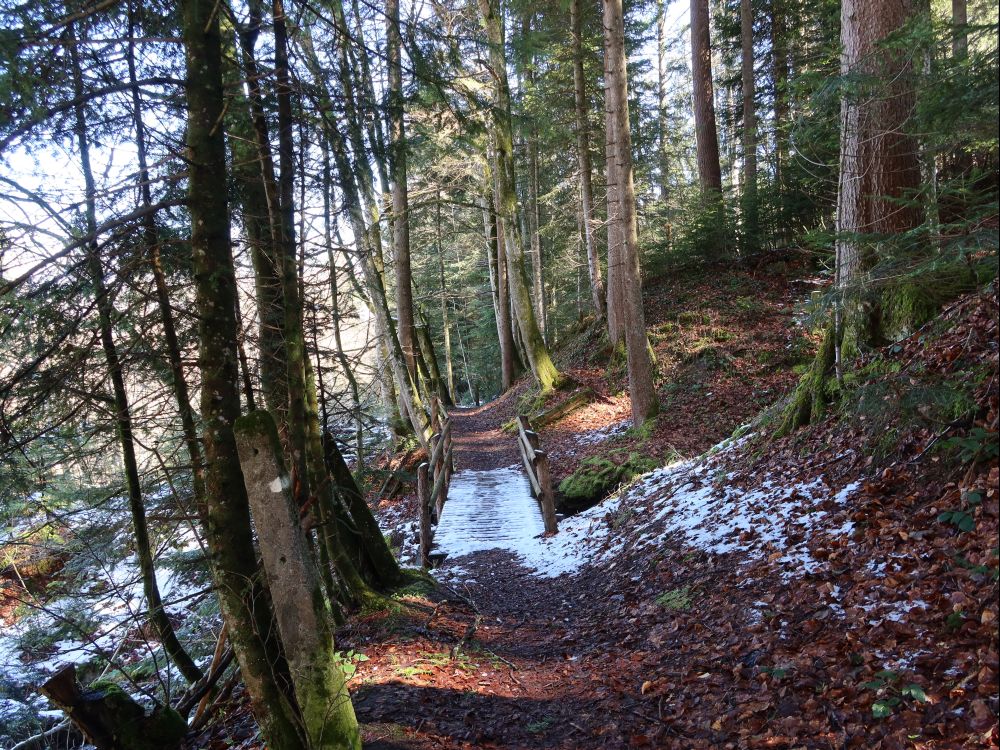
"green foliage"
939,427,999,465
332,650,370,682
860,670,928,719
655,586,692,611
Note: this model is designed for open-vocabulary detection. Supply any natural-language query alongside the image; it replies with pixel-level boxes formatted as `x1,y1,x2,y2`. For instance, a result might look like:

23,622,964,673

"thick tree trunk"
740,0,759,249
602,0,660,424
235,412,361,750
836,0,922,302
180,0,303,743
604,38,627,346
571,0,606,321
71,22,201,686
478,0,564,393
782,0,921,435
691,0,723,192
387,0,419,379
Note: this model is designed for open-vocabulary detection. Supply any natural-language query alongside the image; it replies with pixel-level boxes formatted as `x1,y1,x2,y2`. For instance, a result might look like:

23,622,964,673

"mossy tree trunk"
478,0,564,394
235,412,361,750
779,0,922,435
180,0,303,743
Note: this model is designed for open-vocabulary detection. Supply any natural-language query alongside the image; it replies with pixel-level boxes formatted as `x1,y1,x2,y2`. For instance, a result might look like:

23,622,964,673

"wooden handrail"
516,415,558,534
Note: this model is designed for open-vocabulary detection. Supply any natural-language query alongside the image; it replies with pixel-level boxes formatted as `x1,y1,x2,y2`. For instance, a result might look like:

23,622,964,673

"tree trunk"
656,0,670,201
478,0,564,393
70,21,201,686
180,0,303,742
436,194,456,398
691,0,723,192
602,0,660,424
771,0,789,192
571,0,606,321
836,0,922,309
952,0,967,59
273,0,313,513
387,0,419,379
604,34,626,345
740,0,759,250
235,412,361,750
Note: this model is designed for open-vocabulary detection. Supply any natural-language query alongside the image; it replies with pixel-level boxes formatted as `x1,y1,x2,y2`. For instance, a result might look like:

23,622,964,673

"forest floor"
28,262,996,750
326,267,996,750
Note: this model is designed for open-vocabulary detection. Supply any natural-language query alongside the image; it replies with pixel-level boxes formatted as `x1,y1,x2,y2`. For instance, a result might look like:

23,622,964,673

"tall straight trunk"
71,22,201,686
656,0,670,201
272,0,312,511
570,0,606,320
523,16,546,340
602,0,660,424
740,0,759,249
180,0,303,743
492,194,517,390
604,42,625,344
387,0,418,379
951,0,967,58
836,0,922,345
771,0,789,191
436,195,456,398
234,9,288,425
691,0,723,192
478,0,564,393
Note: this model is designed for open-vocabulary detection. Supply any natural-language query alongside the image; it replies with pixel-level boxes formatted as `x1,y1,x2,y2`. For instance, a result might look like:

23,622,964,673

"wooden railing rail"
419,396,455,568
516,415,558,534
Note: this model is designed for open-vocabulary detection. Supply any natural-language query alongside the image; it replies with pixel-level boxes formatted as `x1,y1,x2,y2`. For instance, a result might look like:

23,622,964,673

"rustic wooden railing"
419,396,455,568
516,415,558,534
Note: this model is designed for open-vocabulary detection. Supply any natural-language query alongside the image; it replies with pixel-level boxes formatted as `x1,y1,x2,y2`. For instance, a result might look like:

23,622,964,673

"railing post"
534,450,558,534
418,462,431,569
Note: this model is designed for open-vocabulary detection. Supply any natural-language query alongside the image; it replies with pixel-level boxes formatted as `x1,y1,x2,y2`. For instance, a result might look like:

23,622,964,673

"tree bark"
602,0,660,424
571,0,606,321
656,0,670,201
691,0,723,192
235,412,361,750
478,0,564,393
180,0,303,742
952,0,967,59
387,0,419,379
740,0,759,249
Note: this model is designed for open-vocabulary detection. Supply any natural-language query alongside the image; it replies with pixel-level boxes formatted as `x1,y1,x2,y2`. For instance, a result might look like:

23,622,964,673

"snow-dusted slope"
435,432,861,583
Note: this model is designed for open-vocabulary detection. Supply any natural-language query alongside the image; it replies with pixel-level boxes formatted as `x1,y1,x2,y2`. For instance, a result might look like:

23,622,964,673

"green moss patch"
557,452,659,512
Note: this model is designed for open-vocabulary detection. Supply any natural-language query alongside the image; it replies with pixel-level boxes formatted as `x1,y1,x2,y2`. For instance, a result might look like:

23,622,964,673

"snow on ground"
433,431,862,585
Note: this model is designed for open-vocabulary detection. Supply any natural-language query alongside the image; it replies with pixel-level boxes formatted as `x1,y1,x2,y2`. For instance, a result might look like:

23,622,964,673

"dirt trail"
346,401,656,750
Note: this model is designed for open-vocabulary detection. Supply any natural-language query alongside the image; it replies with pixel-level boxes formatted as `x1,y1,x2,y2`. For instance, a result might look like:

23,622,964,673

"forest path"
347,399,656,749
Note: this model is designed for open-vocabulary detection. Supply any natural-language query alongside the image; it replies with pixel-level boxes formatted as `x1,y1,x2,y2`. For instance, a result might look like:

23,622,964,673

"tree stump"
39,665,186,750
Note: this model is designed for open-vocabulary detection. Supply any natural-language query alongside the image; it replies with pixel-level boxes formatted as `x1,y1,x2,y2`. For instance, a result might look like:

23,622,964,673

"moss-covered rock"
557,452,659,512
